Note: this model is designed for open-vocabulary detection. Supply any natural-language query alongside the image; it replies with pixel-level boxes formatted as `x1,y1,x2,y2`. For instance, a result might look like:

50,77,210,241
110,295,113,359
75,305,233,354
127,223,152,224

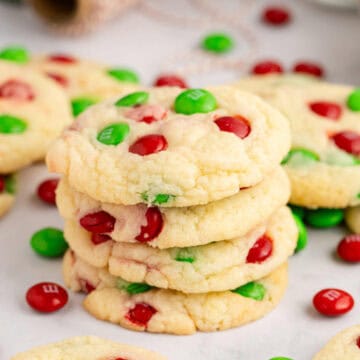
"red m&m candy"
37,178,59,205
0,176,5,193
135,207,163,243
79,279,96,294
246,234,273,263
79,211,116,234
26,282,68,313
337,234,360,262
251,60,283,75
332,131,360,156
46,72,69,87
91,233,112,245
125,104,167,124
313,288,354,316
357,336,360,349
0,79,35,101
293,61,324,78
48,54,76,64
125,303,157,327
309,101,342,121
129,135,168,156
262,6,291,26
215,115,251,139
154,74,188,88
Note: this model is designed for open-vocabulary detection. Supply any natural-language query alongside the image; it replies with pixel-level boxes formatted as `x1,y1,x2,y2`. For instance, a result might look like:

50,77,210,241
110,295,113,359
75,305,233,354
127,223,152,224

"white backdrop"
0,1,359,359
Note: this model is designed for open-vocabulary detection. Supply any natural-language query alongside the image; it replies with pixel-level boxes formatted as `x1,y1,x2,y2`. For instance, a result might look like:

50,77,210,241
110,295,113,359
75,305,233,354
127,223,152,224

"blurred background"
0,0,359,86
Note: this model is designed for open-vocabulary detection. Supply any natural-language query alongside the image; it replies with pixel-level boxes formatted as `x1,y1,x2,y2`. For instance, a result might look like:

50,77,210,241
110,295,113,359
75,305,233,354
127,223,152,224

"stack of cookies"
236,75,360,232
47,85,298,334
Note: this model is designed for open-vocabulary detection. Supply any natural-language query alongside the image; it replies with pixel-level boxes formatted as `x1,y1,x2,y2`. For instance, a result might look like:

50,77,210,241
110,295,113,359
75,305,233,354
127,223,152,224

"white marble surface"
0,1,359,359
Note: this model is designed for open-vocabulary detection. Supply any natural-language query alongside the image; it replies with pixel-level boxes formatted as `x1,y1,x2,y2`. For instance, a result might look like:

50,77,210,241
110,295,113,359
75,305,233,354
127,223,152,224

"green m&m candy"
347,88,360,112
304,208,344,228
4,175,15,194
0,114,27,134
116,278,152,294
125,283,153,294
281,148,319,166
175,248,195,263
174,89,217,115
153,194,173,205
232,281,266,301
292,213,308,253
115,91,149,107
97,122,130,145
269,357,293,360
289,205,305,219
30,227,68,258
107,68,139,83
202,32,234,54
71,97,97,117
141,192,174,205
0,46,29,63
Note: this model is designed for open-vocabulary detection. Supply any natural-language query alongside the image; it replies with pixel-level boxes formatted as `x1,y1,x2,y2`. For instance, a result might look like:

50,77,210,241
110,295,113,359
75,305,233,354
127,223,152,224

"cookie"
64,206,296,293
236,73,318,101
11,335,166,360
345,206,360,233
0,61,72,173
236,77,360,208
56,166,290,248
63,251,288,335
313,324,360,360
0,174,15,217
28,53,140,116
47,86,291,207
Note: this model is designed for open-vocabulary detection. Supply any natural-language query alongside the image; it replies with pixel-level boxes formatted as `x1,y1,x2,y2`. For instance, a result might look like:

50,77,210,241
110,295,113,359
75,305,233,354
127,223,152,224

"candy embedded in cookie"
27,52,140,114
0,62,72,173
63,251,289,335
0,45,29,63
56,167,290,249
47,86,290,207
236,79,360,208
63,207,297,293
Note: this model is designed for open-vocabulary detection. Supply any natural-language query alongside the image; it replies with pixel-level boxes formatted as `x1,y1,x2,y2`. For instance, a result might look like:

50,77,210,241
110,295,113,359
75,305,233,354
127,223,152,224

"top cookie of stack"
47,86,290,207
